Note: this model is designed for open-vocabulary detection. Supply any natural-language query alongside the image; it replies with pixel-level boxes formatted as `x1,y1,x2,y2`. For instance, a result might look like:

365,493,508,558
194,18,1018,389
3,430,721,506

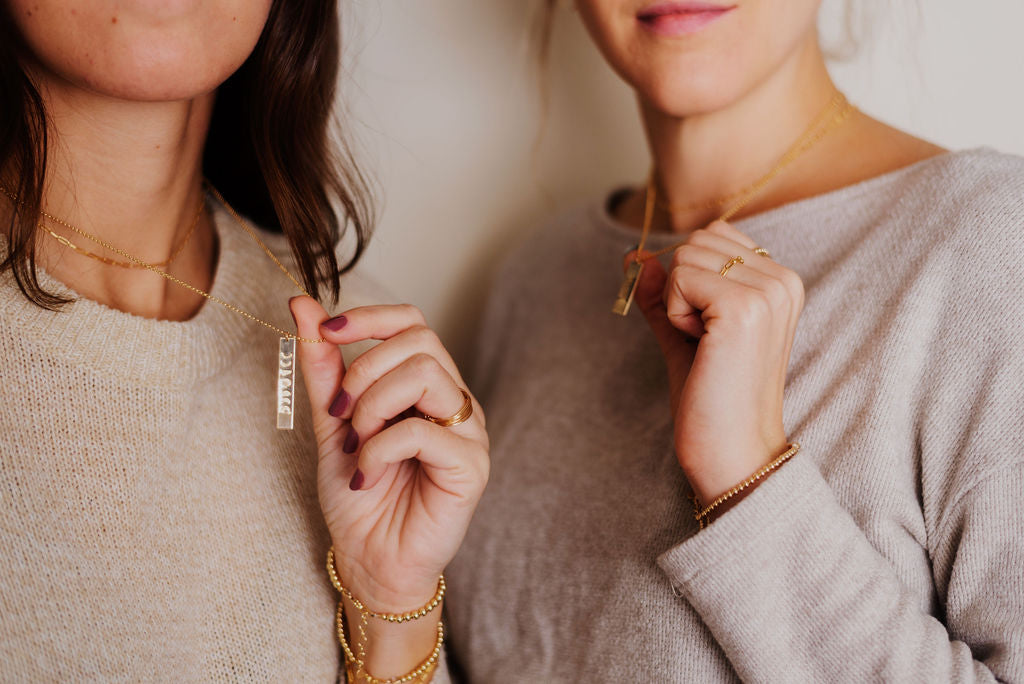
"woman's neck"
31,69,216,320
620,33,944,234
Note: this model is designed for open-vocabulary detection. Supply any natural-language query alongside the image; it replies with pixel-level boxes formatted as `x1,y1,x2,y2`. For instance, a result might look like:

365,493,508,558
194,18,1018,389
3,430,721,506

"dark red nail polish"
348,469,364,491
343,429,359,454
328,389,350,417
321,315,348,332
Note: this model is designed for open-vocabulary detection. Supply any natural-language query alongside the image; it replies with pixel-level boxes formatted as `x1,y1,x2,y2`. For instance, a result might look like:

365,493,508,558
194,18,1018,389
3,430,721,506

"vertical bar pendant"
612,261,644,316
277,337,296,430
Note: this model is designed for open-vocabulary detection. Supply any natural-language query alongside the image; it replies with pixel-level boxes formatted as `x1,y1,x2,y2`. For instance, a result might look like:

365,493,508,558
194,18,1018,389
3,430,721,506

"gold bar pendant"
612,261,643,316
277,337,296,430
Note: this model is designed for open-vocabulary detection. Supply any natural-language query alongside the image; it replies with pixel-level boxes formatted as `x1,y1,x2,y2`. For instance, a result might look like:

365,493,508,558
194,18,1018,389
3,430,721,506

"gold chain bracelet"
693,443,801,529
327,548,445,683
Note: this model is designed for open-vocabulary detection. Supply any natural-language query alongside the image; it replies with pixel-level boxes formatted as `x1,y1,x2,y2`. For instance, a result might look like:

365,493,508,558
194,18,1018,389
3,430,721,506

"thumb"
628,253,697,377
289,296,347,432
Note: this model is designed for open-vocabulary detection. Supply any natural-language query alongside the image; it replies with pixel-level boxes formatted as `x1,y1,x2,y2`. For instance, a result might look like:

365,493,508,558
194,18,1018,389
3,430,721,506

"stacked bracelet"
692,442,800,529
327,547,445,684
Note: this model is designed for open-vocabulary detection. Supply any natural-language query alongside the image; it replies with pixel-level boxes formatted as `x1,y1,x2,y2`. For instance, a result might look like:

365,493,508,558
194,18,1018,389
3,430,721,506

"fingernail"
348,468,364,491
321,315,348,332
343,429,359,454
328,389,350,417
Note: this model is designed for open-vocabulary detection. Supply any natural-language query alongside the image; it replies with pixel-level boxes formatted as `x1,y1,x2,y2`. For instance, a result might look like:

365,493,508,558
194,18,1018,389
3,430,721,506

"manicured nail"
321,315,348,332
348,468,364,491
343,429,359,454
328,389,350,417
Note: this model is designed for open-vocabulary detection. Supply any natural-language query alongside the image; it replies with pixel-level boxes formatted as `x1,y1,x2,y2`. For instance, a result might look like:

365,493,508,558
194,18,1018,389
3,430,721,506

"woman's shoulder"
904,148,1024,237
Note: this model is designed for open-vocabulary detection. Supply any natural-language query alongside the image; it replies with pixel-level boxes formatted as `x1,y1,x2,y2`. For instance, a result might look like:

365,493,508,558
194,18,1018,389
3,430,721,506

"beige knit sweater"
0,205,383,681
447,148,1024,682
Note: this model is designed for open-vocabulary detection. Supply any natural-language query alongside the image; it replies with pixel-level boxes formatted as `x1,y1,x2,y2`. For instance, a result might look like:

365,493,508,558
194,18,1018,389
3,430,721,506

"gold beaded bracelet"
326,548,446,622
327,547,445,683
693,442,801,529
336,600,443,684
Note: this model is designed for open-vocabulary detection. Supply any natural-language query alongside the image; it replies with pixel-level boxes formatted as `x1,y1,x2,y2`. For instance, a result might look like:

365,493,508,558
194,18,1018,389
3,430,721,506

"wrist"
689,442,800,529
682,436,789,504
340,596,442,680
328,548,445,681
327,547,441,615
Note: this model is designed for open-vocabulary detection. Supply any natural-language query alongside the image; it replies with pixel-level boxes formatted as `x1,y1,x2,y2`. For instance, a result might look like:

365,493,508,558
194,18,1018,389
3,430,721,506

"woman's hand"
290,297,489,614
631,220,804,506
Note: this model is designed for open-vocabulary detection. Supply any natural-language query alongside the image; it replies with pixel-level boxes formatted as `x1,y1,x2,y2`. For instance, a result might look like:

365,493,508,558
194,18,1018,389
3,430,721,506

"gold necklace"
39,198,204,269
612,92,855,316
3,182,325,430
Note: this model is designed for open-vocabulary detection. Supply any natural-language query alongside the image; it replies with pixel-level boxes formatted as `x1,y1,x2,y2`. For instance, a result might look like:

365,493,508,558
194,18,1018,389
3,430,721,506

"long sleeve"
657,456,1024,682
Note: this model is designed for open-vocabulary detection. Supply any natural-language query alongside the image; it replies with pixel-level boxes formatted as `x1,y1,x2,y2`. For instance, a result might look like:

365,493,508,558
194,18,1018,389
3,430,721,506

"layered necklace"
1,182,324,430
612,91,855,315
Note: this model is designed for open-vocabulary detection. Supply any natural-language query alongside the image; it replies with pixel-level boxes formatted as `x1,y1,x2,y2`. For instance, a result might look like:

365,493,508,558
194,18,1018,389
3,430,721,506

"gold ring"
421,389,473,427
719,255,744,277
753,247,771,258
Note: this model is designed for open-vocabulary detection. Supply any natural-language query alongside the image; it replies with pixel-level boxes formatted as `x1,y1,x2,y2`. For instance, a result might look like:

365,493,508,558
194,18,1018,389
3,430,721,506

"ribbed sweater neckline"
0,205,288,390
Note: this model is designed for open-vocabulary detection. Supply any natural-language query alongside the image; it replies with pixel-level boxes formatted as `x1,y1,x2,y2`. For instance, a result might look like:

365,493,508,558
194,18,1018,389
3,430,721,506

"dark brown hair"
0,0,371,308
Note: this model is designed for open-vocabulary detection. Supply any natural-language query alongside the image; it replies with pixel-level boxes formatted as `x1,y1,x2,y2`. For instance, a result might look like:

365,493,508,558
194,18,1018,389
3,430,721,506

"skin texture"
10,0,268,101
575,0,944,507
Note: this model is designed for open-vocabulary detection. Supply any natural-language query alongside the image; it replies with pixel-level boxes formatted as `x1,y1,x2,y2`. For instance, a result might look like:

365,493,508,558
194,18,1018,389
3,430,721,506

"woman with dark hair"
441,0,1024,681
0,1,486,680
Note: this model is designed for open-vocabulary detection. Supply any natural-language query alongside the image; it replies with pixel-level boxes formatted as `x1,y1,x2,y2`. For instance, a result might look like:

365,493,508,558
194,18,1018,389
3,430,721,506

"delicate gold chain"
692,442,801,529
1,182,325,344
35,195,204,269
635,92,855,263
336,601,442,684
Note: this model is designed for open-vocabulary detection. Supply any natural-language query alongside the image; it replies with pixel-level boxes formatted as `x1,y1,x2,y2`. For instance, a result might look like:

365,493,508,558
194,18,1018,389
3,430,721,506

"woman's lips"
637,2,737,36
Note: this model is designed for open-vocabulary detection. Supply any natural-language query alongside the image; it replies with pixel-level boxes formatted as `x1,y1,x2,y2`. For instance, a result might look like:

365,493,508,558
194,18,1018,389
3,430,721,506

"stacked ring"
421,389,474,428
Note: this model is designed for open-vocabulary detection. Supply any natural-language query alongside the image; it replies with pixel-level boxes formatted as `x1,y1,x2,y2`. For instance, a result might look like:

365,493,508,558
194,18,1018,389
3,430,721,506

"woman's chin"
634,76,749,119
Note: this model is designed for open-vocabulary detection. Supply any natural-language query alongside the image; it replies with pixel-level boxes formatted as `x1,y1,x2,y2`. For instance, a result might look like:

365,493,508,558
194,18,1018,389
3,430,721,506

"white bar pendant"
277,337,296,430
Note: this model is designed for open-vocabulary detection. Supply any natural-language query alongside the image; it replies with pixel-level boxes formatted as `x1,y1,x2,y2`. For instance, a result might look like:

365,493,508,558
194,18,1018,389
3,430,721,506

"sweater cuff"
657,454,851,589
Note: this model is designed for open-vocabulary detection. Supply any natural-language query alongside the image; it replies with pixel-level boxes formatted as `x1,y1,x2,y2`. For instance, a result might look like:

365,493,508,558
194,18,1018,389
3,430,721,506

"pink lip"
637,2,736,37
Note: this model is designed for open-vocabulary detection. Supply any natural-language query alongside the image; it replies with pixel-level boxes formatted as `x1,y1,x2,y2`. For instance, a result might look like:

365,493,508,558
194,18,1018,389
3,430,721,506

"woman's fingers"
318,304,428,345
332,325,465,421
355,417,488,494
347,354,484,458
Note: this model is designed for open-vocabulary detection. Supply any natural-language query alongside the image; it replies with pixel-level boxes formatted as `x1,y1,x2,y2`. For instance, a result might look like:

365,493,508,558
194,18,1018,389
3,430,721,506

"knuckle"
399,304,427,326
408,324,439,348
345,355,375,388
407,352,441,379
726,291,771,328
782,270,805,303
672,244,701,266
686,229,714,249
764,278,789,305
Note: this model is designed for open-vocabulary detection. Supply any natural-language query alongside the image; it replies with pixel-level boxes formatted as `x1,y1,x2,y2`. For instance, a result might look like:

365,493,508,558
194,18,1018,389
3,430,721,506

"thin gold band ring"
421,389,473,428
753,247,771,258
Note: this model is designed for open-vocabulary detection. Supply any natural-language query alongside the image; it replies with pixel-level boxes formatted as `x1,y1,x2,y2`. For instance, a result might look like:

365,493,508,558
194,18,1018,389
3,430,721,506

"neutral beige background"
340,1,1024,368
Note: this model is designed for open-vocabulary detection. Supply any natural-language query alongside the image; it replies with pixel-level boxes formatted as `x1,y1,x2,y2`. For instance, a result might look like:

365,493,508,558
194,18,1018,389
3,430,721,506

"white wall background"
340,1,1024,368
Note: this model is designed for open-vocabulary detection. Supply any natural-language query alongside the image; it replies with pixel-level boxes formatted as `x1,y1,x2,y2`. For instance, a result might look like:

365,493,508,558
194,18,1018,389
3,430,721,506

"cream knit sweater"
447,148,1024,682
0,206,382,681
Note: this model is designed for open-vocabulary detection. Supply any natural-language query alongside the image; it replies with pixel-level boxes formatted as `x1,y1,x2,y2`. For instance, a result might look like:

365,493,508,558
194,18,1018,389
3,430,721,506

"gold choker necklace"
2,182,325,430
